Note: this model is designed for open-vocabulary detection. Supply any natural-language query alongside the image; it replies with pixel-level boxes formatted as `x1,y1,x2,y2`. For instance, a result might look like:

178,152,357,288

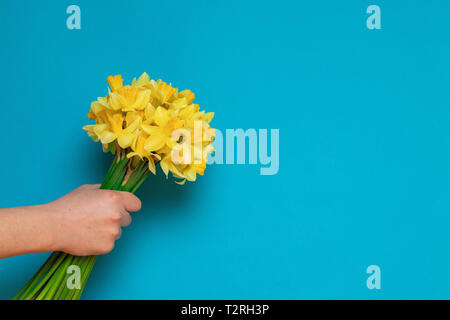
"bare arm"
0,184,141,259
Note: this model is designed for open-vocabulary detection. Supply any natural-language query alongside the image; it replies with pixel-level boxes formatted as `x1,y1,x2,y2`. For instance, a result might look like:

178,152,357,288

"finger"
117,191,142,212
120,210,132,227
115,228,122,240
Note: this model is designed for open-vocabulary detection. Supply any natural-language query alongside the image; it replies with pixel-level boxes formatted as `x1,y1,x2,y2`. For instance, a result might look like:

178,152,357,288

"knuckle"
109,211,122,222
100,242,114,254
110,228,120,238
105,191,121,204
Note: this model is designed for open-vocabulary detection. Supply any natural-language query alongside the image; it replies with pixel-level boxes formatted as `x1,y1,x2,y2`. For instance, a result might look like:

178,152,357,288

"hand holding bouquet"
13,73,215,300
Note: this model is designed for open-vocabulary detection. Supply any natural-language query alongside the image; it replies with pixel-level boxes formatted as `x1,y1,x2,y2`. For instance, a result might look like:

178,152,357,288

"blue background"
1,0,450,299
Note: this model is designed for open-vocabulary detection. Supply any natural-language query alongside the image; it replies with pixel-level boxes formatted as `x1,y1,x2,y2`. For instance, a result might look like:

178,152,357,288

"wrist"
31,203,60,253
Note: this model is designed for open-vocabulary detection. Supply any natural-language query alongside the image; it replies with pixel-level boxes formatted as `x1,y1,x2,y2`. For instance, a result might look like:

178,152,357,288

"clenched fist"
48,184,142,255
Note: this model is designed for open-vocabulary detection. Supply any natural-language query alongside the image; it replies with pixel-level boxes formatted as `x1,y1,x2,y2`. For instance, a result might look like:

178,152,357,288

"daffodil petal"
141,124,160,135
124,118,141,134
132,89,151,110
93,124,108,136
147,157,156,175
144,134,166,152
127,152,143,160
174,179,186,185
184,165,197,182
202,112,214,123
154,107,169,127
118,133,134,148
160,158,169,177
107,75,123,91
99,131,116,144
136,72,150,86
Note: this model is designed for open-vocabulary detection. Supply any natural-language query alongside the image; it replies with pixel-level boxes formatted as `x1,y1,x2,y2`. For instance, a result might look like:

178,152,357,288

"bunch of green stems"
13,150,150,300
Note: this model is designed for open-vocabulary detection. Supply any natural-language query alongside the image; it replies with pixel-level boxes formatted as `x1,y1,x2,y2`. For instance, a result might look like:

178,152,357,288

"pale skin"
0,184,141,259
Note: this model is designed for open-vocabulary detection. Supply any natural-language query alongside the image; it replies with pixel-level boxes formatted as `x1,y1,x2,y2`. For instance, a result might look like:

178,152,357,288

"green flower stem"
60,255,88,300
12,251,60,300
23,252,68,300
37,254,74,300
102,153,120,184
51,255,82,299
71,255,97,300
130,170,150,193
56,255,89,300
102,157,128,189
19,253,62,300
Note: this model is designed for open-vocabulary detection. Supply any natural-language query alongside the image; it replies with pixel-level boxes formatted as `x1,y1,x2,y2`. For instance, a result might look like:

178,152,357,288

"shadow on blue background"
1,0,450,299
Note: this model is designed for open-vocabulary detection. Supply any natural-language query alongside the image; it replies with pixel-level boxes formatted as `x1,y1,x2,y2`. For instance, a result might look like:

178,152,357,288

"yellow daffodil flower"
83,73,215,183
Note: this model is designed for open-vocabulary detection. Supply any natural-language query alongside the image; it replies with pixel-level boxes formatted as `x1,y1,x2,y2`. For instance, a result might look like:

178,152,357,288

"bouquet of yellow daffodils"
13,73,215,300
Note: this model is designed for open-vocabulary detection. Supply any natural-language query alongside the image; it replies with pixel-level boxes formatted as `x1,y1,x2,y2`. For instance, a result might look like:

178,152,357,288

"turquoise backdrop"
1,0,450,299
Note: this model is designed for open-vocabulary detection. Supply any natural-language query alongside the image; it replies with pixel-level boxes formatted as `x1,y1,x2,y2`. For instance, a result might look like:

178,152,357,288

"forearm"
0,205,56,259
